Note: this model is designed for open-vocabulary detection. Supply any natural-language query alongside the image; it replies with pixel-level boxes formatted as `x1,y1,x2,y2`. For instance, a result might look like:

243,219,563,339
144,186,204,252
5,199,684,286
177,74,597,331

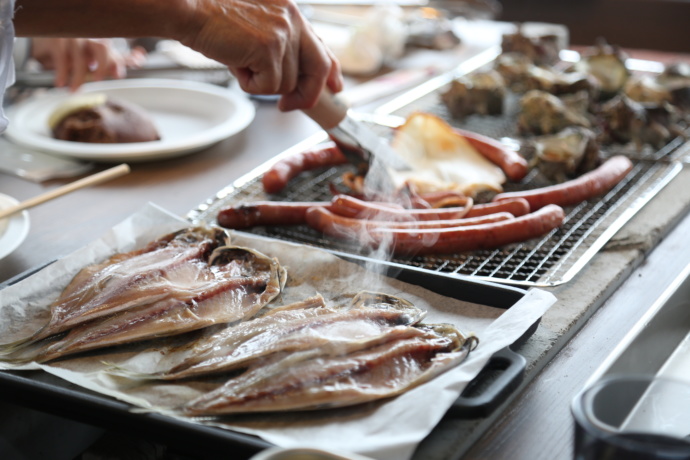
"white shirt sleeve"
0,0,16,134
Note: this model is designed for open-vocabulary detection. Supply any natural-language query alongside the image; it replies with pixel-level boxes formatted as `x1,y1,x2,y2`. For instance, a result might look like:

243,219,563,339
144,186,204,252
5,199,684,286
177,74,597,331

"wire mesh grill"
189,63,686,287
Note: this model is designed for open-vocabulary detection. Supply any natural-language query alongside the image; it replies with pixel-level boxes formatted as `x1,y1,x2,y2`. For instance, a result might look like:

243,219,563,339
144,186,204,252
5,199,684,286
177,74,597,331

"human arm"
30,38,147,90
13,0,343,110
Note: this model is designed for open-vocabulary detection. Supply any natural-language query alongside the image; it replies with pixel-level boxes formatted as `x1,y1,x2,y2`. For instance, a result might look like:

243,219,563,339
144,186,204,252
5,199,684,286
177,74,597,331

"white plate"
0,194,30,260
5,79,256,162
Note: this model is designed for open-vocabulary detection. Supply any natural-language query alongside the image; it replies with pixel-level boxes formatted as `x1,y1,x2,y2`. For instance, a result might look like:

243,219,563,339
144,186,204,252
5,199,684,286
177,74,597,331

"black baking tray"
0,258,536,459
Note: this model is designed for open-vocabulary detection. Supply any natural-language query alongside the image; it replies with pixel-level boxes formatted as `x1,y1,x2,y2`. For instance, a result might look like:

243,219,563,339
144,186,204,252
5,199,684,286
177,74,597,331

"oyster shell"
599,94,646,145
524,127,601,182
523,65,600,102
494,52,534,91
517,90,592,135
623,75,671,105
576,40,630,97
501,27,561,66
658,62,690,112
441,69,506,119
599,94,684,149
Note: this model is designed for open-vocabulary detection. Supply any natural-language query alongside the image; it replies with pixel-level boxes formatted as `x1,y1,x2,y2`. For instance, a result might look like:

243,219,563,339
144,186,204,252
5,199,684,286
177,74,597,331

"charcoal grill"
189,49,687,287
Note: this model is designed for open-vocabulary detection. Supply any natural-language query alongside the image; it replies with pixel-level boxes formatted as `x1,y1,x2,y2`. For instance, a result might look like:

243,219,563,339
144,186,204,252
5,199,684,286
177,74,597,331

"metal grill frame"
188,48,686,287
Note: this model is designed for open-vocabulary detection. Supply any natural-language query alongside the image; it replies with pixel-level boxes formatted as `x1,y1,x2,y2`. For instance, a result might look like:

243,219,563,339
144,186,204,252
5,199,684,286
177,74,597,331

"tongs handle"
302,88,349,131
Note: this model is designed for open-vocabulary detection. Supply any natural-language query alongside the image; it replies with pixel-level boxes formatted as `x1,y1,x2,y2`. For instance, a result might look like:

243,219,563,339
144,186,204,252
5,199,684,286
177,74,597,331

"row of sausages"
261,128,531,195
218,153,633,256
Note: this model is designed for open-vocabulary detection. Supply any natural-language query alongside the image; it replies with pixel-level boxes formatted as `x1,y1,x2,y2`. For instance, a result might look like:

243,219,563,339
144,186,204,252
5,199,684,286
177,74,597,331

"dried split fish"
0,227,229,354
180,321,477,415
109,291,426,381
3,228,286,363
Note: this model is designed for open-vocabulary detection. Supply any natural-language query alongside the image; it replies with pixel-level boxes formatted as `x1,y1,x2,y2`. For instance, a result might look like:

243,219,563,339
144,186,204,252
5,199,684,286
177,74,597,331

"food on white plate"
441,70,506,119
180,316,477,415
518,90,592,135
1,227,286,363
108,291,427,381
522,126,601,182
49,93,161,143
389,112,507,196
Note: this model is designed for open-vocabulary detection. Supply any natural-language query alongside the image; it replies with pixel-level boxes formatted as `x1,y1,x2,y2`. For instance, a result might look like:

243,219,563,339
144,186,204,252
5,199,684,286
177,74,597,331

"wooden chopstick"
0,163,131,220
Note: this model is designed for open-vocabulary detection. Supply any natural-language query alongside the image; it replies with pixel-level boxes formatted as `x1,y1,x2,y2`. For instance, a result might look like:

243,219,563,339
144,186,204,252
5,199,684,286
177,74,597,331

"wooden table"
1,48,689,460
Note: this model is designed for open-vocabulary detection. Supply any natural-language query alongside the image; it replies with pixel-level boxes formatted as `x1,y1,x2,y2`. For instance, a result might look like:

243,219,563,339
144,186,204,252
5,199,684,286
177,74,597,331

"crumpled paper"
0,203,556,460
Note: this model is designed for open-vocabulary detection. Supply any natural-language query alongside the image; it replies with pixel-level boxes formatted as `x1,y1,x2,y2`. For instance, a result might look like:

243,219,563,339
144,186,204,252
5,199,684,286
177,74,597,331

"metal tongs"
302,88,410,193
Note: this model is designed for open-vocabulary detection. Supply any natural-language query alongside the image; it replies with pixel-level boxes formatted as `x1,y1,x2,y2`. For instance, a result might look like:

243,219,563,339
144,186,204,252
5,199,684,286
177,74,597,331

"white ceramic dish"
5,78,255,162
0,193,30,260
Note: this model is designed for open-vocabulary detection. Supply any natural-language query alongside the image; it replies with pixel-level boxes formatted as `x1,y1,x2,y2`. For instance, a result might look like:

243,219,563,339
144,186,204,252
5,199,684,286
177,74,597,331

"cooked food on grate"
389,112,506,196
658,62,690,111
500,27,561,66
360,204,565,256
518,90,592,135
262,142,348,194
1,227,286,363
599,95,685,149
50,93,161,143
216,196,531,231
624,75,672,105
493,155,633,210
573,40,630,98
523,126,602,182
441,70,506,119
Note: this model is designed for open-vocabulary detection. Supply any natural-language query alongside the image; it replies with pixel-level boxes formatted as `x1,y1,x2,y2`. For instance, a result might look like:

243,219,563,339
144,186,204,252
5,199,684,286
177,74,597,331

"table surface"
1,41,690,460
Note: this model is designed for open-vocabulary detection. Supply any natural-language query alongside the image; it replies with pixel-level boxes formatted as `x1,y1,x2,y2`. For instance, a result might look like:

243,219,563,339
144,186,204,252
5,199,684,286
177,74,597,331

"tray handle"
449,346,526,418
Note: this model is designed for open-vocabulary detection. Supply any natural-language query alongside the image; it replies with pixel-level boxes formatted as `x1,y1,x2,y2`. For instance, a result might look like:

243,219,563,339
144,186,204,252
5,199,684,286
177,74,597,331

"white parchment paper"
0,203,556,460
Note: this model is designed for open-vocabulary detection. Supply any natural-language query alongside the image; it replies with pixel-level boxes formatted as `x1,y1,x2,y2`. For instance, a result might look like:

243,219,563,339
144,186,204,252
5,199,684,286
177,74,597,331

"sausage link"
330,194,473,221
454,128,529,182
217,201,331,229
492,155,634,210
366,204,565,256
262,143,348,194
305,206,514,239
464,198,531,218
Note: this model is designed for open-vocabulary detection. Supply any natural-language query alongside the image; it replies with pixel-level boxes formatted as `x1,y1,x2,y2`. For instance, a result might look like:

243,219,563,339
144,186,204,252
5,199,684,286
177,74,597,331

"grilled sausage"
492,155,634,210
262,143,348,194
330,194,473,221
454,128,529,182
217,201,331,229
365,204,565,256
464,198,531,218
305,206,514,239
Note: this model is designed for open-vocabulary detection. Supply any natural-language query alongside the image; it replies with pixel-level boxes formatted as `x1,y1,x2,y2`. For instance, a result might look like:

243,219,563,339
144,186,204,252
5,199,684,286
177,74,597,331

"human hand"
180,0,343,111
30,38,147,91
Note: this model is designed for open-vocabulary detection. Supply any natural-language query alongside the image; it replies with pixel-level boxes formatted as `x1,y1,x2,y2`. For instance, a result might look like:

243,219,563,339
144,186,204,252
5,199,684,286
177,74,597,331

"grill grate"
189,63,686,287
